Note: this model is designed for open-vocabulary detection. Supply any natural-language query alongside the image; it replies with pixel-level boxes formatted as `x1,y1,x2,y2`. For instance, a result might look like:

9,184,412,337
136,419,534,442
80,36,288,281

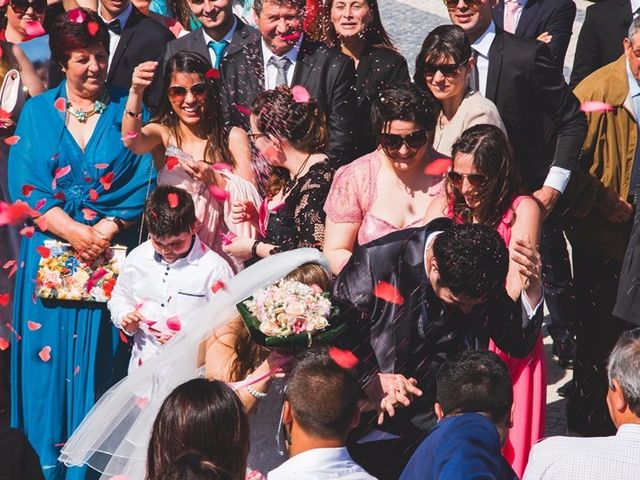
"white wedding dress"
59,248,330,479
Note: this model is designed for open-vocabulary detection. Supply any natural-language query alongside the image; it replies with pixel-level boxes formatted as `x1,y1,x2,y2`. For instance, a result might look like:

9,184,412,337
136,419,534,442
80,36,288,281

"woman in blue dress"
7,9,154,480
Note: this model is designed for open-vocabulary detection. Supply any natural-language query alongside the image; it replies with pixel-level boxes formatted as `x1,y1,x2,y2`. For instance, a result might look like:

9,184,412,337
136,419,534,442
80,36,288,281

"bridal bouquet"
237,279,346,349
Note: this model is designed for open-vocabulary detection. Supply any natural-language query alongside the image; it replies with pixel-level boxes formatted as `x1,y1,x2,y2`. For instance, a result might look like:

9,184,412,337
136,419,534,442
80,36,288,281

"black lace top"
265,160,334,253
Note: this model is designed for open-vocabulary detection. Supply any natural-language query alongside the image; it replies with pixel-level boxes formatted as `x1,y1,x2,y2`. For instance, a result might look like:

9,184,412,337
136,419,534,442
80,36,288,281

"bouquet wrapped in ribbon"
36,240,126,302
237,279,346,349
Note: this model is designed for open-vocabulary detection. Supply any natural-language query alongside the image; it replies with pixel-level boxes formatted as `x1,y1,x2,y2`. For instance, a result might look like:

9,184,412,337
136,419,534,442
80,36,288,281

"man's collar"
632,0,640,15
261,34,304,65
153,235,203,266
472,21,496,58
99,2,133,31
202,16,237,45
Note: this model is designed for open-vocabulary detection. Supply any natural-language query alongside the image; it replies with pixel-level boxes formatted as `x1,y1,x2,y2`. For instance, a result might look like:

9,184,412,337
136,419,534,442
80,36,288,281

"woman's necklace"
282,153,312,196
66,91,109,123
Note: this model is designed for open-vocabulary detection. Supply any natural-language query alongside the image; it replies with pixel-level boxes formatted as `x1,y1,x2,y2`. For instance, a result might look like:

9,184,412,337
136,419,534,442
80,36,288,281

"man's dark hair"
436,350,513,424
145,185,197,238
253,0,305,15
432,223,509,299
286,347,360,439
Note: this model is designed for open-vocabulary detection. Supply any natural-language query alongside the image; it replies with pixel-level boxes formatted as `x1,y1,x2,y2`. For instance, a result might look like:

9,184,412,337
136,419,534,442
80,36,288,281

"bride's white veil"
59,248,330,479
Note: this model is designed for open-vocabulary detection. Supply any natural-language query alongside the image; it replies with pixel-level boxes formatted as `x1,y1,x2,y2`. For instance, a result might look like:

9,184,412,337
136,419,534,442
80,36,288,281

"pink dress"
157,145,262,272
324,151,444,245
492,195,546,478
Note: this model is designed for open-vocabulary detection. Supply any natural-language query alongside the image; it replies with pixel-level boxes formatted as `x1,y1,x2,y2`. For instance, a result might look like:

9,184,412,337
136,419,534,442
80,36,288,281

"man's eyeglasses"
379,130,428,151
443,0,483,11
447,170,486,187
9,0,46,15
423,60,467,78
167,83,207,102
247,132,269,143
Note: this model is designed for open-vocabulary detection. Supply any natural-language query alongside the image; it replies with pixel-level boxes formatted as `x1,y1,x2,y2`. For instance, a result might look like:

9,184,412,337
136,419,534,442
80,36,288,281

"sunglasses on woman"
448,170,486,187
442,0,483,11
167,83,207,102
423,60,467,78
10,0,46,15
380,130,428,151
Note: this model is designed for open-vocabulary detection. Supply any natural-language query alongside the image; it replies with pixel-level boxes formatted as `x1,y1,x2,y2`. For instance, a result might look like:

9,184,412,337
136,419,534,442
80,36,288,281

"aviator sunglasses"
380,130,428,151
448,170,487,187
10,0,46,15
443,0,483,11
167,82,208,102
424,60,467,78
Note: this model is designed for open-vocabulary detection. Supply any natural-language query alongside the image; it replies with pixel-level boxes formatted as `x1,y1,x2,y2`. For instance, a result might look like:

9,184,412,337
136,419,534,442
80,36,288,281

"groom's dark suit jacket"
333,218,543,434
220,35,358,166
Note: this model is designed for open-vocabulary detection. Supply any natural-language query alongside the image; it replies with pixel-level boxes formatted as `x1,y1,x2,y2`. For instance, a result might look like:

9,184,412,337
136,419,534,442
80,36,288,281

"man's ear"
434,402,444,421
508,402,515,429
283,400,293,425
349,407,361,430
610,378,628,413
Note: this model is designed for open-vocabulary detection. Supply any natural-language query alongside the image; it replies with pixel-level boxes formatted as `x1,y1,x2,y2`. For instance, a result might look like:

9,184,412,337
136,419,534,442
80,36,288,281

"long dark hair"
414,25,471,92
322,0,395,51
449,124,523,228
152,51,235,168
146,379,249,480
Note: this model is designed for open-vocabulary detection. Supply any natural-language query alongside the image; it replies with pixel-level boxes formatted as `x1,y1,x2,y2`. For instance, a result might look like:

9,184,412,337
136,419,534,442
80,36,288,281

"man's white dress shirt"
268,447,377,479
471,20,571,193
108,235,232,372
523,423,640,480
98,2,133,68
261,35,303,90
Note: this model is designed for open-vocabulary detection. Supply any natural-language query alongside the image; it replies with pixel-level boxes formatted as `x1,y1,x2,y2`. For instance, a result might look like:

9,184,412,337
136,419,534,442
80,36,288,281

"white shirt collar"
506,0,528,6
472,20,497,58
202,16,237,46
153,235,204,267
98,1,133,32
261,34,304,66
268,447,372,479
632,0,640,15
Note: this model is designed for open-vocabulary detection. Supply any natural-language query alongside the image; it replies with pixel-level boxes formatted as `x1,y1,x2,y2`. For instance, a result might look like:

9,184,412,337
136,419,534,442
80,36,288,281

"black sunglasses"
448,170,486,187
167,82,207,101
424,60,467,78
380,130,428,151
443,0,483,11
10,0,46,14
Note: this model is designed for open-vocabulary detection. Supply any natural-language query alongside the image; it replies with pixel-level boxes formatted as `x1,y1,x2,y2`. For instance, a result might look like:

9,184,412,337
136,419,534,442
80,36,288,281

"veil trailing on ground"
59,248,330,479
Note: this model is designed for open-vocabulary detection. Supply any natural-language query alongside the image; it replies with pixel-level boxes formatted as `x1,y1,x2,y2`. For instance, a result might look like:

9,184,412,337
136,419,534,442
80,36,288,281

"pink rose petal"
580,101,614,113
27,321,41,331
38,345,51,362
166,316,181,332
67,8,86,23
291,85,311,103
25,21,45,37
54,98,66,112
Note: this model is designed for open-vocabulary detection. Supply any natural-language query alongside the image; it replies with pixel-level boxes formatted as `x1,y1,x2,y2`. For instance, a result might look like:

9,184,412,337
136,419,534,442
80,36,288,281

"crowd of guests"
0,0,640,479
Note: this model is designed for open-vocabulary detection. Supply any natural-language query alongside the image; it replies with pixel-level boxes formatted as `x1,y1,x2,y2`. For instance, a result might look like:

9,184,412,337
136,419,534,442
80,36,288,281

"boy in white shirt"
108,185,233,372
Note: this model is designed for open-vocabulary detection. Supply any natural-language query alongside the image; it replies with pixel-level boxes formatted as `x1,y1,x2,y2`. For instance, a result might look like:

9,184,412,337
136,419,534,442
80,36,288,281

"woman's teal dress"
8,82,155,480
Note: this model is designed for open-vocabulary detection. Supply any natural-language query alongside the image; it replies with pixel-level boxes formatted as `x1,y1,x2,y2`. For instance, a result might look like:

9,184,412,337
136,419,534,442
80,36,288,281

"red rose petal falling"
280,31,301,42
119,331,129,344
21,184,35,197
4,135,19,145
67,8,86,23
19,226,35,238
3,260,17,278
209,185,229,202
165,156,179,170
34,198,46,210
211,280,225,293
580,101,614,113
424,158,452,176
211,162,232,171
220,231,237,246
24,20,45,37
87,21,99,36
0,109,10,119
95,163,109,169
89,189,99,201
328,346,360,369
166,316,181,331
52,165,72,189
373,281,404,305
291,85,311,103
234,104,252,116
205,68,220,79
0,293,9,307
167,193,179,208
54,98,66,112
38,345,51,362
99,171,115,190
82,208,97,221
36,246,50,258
27,321,41,331
0,200,39,226
0,337,8,351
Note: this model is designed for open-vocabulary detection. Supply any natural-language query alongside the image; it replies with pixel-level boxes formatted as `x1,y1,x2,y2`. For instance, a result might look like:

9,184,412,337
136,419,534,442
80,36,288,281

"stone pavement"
378,0,596,437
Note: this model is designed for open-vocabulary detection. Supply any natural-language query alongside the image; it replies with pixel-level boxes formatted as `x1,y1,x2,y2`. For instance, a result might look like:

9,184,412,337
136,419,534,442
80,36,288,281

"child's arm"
108,256,141,335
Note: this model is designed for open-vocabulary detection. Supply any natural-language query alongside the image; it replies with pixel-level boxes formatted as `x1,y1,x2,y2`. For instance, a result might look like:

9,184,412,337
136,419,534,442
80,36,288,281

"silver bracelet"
246,385,267,400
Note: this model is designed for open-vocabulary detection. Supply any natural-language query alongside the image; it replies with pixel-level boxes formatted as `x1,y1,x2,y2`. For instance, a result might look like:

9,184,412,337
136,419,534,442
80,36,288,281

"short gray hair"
628,16,640,43
253,0,305,15
607,328,640,416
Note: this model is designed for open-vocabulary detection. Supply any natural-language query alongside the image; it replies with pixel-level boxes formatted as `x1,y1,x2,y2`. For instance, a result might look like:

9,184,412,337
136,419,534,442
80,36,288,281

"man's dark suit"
107,6,174,107
483,27,586,190
400,414,517,480
334,219,542,479
614,185,640,324
569,0,632,89
220,35,358,166
493,0,576,69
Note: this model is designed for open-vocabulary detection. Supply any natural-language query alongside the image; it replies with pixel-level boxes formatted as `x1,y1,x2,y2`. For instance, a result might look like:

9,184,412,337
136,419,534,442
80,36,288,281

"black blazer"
569,0,632,89
485,28,587,190
493,0,576,69
355,46,410,154
221,36,359,166
333,218,543,434
613,191,640,324
108,6,174,108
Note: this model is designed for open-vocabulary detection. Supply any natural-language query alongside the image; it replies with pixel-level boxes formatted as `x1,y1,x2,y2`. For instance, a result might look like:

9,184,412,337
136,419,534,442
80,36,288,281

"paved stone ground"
378,0,595,437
